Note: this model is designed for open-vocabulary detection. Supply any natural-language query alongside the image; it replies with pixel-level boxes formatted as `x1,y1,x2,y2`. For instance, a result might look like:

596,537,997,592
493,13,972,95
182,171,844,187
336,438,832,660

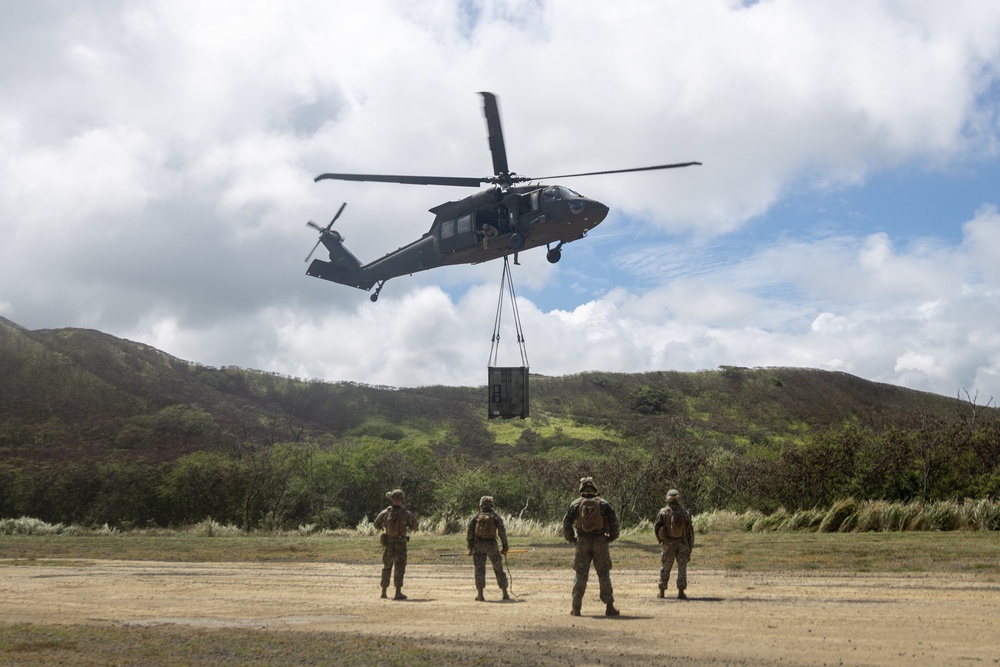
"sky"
2,0,1000,401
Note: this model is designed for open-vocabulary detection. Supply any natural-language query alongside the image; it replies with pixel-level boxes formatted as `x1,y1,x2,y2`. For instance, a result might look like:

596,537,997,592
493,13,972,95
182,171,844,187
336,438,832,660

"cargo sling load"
488,256,529,419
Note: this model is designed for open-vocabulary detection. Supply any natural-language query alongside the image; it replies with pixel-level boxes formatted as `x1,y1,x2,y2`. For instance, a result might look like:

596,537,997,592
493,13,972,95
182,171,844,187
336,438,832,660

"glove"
501,547,508,555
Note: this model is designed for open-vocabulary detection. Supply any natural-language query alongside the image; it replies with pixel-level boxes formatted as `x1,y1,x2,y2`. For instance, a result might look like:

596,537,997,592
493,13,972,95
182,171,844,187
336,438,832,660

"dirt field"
3,559,999,666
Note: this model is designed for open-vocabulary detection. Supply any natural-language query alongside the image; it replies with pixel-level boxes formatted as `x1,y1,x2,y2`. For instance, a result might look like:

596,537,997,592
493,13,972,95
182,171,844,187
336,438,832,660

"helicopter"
305,92,700,302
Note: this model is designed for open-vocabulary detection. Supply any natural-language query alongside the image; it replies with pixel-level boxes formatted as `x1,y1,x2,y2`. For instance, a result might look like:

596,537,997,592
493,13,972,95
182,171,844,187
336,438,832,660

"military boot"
570,599,582,616
502,588,510,600
393,586,407,600
605,602,620,616
380,586,388,599
678,589,688,600
657,585,665,599
475,588,485,601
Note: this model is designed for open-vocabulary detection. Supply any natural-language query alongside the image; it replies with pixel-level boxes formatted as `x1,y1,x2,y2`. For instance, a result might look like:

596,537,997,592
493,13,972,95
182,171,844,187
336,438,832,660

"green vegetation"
3,511,1000,576
2,317,999,531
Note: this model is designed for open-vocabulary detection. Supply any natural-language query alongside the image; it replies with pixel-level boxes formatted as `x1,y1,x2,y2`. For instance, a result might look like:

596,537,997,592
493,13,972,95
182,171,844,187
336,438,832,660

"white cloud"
2,0,1000,403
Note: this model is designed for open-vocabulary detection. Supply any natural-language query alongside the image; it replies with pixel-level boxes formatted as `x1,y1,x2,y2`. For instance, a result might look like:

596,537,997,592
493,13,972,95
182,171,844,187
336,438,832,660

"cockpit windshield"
542,186,582,204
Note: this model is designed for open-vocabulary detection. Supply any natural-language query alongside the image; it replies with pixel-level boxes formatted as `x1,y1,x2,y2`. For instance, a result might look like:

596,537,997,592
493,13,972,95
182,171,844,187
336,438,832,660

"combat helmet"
386,488,405,503
578,477,599,496
666,489,681,503
479,495,495,510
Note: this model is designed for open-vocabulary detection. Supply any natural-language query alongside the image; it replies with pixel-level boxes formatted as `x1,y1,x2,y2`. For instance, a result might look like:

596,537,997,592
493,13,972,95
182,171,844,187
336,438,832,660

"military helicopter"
305,92,700,302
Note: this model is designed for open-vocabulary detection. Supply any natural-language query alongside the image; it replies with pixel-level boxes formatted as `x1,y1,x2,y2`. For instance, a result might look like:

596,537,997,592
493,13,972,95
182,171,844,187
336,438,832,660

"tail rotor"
304,202,347,263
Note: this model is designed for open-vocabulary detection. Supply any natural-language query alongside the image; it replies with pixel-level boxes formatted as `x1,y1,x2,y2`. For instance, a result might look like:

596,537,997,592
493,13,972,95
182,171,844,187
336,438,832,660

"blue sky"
2,0,1000,400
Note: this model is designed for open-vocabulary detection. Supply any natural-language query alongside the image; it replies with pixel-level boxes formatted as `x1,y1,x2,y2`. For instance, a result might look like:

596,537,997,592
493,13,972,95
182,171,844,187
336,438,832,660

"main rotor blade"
315,172,485,188
480,92,510,178
525,161,703,181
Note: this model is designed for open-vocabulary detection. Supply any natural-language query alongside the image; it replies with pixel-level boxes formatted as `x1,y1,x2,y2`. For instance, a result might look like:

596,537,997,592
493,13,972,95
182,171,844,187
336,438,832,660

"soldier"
373,488,419,600
465,495,510,601
562,477,620,616
654,488,695,600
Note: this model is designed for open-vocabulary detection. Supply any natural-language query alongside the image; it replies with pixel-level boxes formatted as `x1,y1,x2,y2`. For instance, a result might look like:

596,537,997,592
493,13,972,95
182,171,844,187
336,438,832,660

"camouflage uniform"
373,489,419,600
653,489,694,600
465,496,510,601
562,477,621,616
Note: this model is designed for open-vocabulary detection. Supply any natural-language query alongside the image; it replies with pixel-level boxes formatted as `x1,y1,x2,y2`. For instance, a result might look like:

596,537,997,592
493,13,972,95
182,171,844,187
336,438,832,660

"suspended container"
489,366,529,419
488,256,529,419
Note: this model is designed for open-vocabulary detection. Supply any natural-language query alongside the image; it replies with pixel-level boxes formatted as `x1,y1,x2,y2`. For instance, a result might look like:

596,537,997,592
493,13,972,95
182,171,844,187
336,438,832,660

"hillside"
2,316,996,528
1,316,958,461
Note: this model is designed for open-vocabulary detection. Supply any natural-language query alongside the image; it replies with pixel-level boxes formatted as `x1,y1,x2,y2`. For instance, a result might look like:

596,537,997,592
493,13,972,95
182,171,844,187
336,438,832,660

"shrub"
0,516,66,535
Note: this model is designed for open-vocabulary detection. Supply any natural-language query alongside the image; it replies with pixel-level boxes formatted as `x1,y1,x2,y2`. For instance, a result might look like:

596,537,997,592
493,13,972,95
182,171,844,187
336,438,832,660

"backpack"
385,507,407,539
576,497,606,534
474,511,497,539
659,507,687,540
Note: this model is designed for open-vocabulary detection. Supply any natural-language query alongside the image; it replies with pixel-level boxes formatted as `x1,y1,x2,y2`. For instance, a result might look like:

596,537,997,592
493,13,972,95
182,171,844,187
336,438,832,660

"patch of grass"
485,414,617,446
0,559,91,568
688,530,1000,576
3,520,1000,577
0,623,543,667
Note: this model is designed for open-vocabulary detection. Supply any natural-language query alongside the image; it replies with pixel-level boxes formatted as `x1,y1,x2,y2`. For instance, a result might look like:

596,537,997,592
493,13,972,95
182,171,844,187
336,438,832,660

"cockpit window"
542,186,582,205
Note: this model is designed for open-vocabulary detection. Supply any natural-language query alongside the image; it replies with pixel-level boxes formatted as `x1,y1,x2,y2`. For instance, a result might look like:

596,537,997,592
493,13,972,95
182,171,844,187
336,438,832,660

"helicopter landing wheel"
509,233,524,250
370,280,386,302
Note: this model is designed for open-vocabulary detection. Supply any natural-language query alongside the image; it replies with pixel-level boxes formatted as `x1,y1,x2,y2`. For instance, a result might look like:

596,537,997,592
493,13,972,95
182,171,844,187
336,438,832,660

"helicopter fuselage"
306,183,609,297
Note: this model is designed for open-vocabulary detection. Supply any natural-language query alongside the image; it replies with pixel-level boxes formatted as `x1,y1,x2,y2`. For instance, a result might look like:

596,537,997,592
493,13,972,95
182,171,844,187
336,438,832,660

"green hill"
1,316,997,528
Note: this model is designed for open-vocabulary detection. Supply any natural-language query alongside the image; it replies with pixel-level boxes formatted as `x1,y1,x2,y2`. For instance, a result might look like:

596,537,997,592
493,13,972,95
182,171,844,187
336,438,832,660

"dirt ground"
2,559,999,666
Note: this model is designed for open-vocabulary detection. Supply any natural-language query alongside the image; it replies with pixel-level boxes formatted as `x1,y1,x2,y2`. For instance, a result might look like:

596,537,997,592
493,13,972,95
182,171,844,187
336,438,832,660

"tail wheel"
509,233,524,250
546,247,561,263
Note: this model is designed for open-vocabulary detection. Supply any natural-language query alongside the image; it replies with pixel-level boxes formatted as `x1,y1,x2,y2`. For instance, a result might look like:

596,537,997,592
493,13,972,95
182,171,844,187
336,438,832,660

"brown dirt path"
2,560,999,666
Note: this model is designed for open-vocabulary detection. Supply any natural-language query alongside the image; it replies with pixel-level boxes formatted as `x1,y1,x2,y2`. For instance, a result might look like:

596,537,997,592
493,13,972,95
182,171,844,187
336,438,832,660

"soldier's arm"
466,516,477,549
406,510,419,531
562,504,578,543
603,501,621,542
373,508,387,530
687,512,695,548
653,510,665,544
495,513,509,551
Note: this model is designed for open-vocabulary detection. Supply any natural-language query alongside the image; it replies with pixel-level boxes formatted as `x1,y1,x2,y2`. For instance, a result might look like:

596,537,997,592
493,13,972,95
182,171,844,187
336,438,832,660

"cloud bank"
2,0,999,399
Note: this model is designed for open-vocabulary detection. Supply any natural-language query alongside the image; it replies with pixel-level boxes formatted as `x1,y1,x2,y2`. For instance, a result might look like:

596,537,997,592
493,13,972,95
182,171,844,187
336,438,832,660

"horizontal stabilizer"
306,259,376,291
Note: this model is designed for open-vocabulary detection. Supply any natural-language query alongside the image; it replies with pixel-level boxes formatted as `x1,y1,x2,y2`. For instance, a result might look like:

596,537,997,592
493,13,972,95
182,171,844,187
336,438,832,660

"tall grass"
694,498,1000,534
1,516,69,536
5,499,999,537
